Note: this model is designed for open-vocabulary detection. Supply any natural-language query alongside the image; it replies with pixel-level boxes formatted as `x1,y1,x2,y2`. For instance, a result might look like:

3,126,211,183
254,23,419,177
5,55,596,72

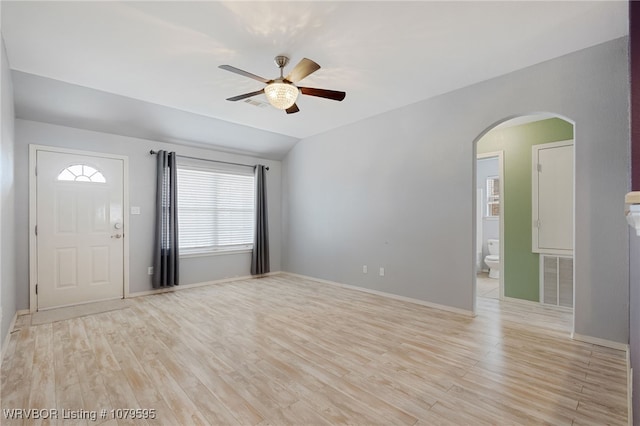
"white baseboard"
127,271,282,298
503,296,573,313
571,332,629,351
282,272,475,317
503,296,541,307
628,351,633,426
0,310,20,368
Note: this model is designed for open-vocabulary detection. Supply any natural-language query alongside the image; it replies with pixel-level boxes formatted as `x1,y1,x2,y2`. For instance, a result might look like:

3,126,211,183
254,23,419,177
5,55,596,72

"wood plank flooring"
1,274,628,425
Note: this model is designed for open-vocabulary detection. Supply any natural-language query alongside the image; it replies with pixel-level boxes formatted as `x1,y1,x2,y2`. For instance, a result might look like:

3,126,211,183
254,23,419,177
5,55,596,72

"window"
177,164,255,255
57,164,106,183
486,176,500,217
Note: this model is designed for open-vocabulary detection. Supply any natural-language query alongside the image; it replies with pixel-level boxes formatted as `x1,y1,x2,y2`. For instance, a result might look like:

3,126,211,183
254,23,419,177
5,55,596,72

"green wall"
477,118,573,301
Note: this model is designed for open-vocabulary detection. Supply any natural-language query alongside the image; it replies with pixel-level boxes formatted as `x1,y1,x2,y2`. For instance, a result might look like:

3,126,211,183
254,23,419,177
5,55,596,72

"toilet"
484,239,500,279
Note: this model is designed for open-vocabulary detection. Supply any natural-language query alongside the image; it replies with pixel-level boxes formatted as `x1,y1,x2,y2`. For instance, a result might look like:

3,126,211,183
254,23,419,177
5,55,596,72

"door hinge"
35,225,38,236
537,163,542,172
35,284,38,295
535,219,541,228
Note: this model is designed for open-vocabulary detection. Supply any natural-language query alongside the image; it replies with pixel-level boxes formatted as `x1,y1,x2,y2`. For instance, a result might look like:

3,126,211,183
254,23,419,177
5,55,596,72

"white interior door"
533,141,574,254
36,150,124,310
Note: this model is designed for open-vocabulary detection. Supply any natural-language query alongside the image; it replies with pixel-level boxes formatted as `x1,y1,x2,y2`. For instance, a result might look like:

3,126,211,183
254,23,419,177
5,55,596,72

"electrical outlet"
362,265,368,273
379,267,385,277
148,266,153,275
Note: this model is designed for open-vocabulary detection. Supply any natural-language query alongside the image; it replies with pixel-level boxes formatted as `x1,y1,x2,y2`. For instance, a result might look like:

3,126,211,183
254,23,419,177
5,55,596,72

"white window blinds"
177,164,255,255
486,176,500,217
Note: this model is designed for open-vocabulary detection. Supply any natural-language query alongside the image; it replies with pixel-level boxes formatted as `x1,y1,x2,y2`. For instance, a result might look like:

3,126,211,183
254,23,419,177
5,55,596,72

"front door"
36,149,124,310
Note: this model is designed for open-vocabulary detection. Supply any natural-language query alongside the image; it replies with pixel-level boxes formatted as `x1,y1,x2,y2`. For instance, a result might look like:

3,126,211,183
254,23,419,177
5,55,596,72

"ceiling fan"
219,55,346,114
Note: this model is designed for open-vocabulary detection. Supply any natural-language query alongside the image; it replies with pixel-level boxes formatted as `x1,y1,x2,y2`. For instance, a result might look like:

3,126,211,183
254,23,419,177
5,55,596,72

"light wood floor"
1,274,628,425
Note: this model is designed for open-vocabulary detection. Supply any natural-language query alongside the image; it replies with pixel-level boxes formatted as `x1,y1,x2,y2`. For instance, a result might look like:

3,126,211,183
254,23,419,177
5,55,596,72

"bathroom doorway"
476,151,504,300
473,114,575,320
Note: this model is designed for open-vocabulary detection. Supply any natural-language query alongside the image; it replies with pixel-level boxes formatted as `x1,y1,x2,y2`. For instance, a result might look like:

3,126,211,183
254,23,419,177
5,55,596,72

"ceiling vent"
243,98,269,108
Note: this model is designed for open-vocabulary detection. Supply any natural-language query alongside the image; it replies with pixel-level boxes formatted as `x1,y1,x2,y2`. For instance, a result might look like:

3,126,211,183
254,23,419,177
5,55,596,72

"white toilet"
484,239,500,279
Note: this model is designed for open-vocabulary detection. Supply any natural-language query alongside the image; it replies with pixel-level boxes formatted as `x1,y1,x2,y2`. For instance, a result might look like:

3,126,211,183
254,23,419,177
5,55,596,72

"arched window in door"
57,164,106,183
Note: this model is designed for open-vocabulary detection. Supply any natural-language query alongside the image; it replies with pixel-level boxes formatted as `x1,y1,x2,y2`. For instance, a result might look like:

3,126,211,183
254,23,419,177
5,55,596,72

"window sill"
180,249,253,259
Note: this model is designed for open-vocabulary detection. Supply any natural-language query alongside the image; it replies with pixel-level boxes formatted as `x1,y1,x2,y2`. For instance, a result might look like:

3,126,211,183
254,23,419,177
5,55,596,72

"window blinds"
177,165,255,254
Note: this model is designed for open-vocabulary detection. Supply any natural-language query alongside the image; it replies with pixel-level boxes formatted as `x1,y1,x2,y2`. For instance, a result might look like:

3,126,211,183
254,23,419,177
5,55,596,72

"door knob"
111,234,122,239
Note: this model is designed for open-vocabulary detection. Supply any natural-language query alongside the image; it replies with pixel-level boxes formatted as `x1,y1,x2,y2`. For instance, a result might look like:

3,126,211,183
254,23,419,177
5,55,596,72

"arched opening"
472,113,575,333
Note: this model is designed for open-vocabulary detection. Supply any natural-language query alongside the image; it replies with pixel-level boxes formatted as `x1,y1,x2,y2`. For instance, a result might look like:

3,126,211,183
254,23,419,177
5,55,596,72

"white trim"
628,351,633,426
122,153,130,300
29,146,36,312
503,295,573,312
476,150,505,307
503,296,541,307
0,310,28,367
571,332,629,351
1,311,18,366
283,272,476,317
127,271,282,298
29,144,130,312
503,296,539,306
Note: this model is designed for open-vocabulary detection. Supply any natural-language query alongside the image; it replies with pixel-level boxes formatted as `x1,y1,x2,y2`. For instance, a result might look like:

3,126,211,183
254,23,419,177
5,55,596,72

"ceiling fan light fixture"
220,56,344,115
264,80,298,110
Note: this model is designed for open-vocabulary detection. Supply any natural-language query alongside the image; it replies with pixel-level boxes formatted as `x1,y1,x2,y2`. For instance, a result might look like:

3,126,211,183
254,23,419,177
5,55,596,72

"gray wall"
283,38,630,343
14,119,282,310
1,36,16,344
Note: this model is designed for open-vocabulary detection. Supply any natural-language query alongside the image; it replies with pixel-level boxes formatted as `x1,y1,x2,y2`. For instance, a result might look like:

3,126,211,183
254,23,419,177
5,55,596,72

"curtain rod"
149,150,268,171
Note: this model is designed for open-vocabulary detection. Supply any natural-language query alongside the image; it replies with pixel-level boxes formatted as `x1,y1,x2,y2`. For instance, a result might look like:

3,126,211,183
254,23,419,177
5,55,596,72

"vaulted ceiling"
1,1,629,159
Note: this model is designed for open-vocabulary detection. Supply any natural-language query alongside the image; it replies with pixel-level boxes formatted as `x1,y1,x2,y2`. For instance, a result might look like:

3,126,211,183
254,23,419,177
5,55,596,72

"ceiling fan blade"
219,65,269,84
299,87,346,101
226,89,265,102
285,104,300,114
285,58,320,83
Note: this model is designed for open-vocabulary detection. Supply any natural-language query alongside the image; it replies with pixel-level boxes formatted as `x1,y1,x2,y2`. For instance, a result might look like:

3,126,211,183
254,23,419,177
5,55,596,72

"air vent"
541,255,573,308
243,98,268,108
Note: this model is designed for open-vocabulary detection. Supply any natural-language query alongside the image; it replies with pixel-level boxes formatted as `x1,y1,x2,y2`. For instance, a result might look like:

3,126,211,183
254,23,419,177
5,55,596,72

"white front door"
36,150,124,310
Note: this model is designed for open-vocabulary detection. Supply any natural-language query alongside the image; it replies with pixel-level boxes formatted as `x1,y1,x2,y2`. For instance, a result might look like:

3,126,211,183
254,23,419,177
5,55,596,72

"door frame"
29,144,130,312
475,151,504,307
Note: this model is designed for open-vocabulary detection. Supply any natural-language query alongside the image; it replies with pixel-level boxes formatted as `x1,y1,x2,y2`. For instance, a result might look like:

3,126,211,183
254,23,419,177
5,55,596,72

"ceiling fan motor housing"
274,55,290,71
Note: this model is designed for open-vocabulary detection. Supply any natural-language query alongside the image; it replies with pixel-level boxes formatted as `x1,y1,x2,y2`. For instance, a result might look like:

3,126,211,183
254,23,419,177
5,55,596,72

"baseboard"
0,310,20,368
571,332,629,351
502,296,573,313
282,272,475,317
627,350,633,426
503,296,541,307
127,271,282,298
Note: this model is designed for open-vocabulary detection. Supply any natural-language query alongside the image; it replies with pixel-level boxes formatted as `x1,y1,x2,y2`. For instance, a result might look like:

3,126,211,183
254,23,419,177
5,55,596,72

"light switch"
131,206,141,215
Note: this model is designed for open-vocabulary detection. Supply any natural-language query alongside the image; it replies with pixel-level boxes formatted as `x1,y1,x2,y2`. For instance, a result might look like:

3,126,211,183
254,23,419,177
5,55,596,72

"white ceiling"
1,1,629,158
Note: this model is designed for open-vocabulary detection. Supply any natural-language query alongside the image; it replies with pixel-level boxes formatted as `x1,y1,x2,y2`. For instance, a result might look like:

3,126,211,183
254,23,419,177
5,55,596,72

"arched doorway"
472,113,575,332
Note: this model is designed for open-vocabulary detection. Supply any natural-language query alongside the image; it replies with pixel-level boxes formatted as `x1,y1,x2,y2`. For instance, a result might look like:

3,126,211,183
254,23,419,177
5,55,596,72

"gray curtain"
153,150,179,288
251,165,270,275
